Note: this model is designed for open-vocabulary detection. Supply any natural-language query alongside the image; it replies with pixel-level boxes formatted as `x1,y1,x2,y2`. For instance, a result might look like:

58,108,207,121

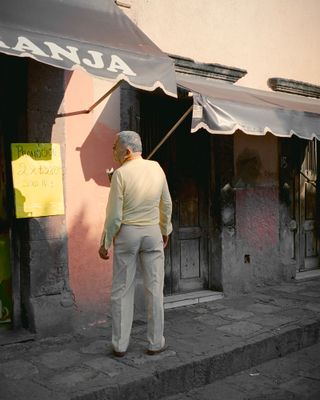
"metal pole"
147,104,193,159
56,80,122,118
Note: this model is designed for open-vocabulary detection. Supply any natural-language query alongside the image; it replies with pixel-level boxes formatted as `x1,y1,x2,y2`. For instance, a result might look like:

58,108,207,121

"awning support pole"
56,80,122,118
147,105,193,159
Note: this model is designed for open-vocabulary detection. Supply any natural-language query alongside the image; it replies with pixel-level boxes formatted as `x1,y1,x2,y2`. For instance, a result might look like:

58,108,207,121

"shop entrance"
0,53,28,333
282,137,320,273
140,91,211,295
0,125,12,329
295,139,320,271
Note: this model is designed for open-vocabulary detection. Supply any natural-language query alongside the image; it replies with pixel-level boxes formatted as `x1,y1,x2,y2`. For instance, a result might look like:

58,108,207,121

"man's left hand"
162,235,169,248
99,245,110,260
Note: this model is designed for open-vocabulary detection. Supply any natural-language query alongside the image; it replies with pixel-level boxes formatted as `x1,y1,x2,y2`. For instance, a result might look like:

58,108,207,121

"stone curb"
71,319,320,400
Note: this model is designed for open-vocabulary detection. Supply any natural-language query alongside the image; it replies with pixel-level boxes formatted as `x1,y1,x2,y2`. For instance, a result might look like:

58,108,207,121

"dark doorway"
140,90,211,295
0,54,28,332
0,127,12,330
295,139,320,271
281,137,320,273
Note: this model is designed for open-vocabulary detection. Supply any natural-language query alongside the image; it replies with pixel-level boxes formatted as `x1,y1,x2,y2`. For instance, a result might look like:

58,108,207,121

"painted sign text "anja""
0,36,137,77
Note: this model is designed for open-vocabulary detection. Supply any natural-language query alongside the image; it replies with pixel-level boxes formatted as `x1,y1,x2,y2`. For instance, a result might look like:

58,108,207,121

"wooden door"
139,91,210,294
170,127,210,293
296,139,320,271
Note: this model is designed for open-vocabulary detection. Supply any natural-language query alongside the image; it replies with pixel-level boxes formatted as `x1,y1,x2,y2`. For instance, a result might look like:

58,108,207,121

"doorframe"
169,121,211,294
296,139,319,271
279,137,320,277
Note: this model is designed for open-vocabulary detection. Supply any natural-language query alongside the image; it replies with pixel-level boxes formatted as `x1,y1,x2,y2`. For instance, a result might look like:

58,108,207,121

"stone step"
164,290,224,309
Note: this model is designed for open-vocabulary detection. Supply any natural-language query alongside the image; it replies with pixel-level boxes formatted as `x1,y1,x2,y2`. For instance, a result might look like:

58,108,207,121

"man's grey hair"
117,131,142,153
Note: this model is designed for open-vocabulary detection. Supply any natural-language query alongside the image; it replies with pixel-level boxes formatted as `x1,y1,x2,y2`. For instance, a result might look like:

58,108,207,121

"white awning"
0,0,177,97
177,73,320,139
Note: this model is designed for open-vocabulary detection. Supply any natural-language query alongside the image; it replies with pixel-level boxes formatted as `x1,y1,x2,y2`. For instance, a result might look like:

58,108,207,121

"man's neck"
122,152,142,164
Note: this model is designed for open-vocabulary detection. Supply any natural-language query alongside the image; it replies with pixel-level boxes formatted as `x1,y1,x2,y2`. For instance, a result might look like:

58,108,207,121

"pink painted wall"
63,71,120,320
233,132,280,291
234,133,279,243
236,187,279,250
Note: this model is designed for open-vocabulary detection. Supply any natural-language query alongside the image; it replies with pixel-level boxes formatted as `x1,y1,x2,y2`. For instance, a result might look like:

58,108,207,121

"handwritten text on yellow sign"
11,143,64,218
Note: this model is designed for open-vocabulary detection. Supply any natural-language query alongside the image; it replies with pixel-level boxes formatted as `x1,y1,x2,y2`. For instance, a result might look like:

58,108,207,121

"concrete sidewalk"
1,278,320,400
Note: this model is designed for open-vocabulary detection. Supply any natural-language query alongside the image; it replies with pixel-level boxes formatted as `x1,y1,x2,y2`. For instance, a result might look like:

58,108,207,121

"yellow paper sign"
11,143,65,218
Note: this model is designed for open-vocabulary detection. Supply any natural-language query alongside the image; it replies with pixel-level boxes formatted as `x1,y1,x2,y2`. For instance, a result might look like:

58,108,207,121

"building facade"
1,0,320,338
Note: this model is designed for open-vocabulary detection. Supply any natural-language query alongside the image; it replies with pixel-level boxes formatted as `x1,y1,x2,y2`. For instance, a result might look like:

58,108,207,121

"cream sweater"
101,157,172,249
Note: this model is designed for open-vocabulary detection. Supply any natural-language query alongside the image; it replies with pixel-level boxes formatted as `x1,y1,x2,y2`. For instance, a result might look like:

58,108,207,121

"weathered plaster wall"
128,0,320,89
222,132,280,294
64,71,120,323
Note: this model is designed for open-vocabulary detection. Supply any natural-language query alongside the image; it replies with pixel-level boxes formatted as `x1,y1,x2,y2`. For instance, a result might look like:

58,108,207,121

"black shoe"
113,349,126,357
146,346,168,356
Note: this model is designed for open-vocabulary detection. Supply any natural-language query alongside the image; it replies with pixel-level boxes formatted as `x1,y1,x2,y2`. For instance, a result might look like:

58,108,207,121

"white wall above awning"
176,73,320,140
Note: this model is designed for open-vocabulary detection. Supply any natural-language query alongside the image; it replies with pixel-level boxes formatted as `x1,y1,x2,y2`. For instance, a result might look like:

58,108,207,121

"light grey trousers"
111,224,165,352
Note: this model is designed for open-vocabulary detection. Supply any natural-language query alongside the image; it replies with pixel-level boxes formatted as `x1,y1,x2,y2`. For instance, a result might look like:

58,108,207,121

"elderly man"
99,130,172,357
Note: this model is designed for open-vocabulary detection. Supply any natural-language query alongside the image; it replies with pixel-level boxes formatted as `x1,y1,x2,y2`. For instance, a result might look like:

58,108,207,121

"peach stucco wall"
128,0,320,89
64,71,120,317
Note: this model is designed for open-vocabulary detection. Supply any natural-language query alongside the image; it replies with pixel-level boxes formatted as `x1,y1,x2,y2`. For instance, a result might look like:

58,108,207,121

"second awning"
176,73,320,139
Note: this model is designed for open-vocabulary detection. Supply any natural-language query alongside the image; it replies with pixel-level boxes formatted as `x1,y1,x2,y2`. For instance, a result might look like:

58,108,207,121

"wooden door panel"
178,227,202,239
180,239,200,279
179,198,199,226
178,178,199,226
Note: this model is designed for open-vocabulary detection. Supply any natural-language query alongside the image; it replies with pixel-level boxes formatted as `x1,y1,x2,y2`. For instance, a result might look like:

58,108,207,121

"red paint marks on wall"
236,187,279,248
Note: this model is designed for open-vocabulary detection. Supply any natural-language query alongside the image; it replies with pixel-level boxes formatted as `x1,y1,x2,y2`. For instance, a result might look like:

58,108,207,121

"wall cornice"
169,54,247,83
268,78,320,99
